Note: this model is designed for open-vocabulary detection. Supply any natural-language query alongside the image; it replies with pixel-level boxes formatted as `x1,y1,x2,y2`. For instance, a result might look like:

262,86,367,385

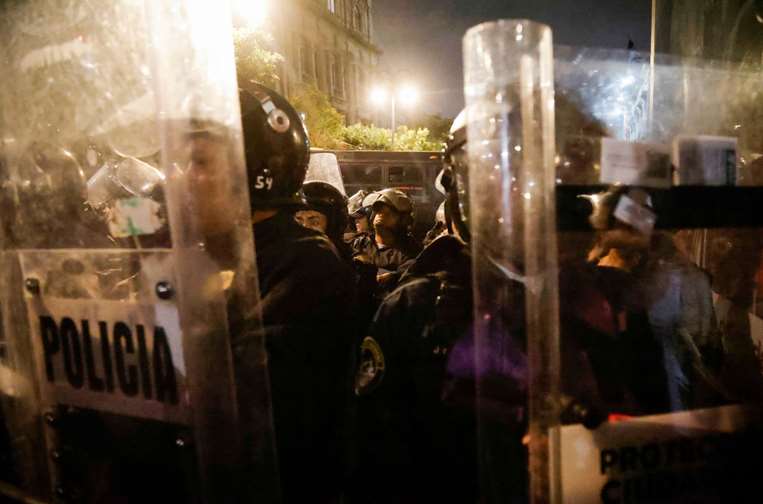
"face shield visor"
305,152,346,196
86,156,165,212
441,138,471,242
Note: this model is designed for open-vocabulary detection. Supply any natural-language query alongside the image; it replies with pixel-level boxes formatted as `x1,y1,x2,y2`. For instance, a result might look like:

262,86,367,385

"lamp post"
232,0,268,28
370,82,419,147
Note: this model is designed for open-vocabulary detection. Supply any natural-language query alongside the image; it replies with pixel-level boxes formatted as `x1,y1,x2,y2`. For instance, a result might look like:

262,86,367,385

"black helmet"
302,181,349,243
240,83,310,209
439,109,470,242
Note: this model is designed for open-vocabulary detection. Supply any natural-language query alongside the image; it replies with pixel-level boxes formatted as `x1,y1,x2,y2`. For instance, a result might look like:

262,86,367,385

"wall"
268,0,381,123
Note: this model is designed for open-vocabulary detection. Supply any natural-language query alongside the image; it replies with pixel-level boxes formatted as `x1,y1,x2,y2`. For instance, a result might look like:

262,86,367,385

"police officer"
350,112,528,503
295,180,353,264
346,189,371,241
351,188,422,294
234,83,356,504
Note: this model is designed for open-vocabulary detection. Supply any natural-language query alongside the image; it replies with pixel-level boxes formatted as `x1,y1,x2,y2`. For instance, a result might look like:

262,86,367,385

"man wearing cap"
350,188,422,293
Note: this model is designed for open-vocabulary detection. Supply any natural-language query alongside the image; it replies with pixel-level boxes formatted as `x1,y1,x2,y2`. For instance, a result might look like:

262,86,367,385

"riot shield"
306,151,347,196
465,20,763,504
0,1,275,502
463,20,560,503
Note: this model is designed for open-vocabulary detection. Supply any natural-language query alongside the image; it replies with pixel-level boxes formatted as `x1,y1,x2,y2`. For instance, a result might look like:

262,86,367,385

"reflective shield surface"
0,1,274,501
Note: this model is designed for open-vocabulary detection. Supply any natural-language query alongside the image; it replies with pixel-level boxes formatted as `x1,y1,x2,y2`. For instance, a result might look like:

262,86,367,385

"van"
318,150,444,239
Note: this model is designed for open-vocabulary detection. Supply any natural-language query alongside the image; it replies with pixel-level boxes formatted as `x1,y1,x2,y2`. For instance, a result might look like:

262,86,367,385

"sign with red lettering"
555,405,760,503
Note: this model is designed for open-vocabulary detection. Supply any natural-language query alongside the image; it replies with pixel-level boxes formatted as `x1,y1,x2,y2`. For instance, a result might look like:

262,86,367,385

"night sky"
374,0,652,118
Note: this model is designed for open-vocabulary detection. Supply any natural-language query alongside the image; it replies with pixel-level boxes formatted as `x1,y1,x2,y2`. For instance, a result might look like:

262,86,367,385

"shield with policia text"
0,1,276,501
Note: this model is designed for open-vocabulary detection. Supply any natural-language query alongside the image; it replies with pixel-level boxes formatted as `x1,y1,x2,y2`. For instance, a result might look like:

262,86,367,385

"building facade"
268,0,381,124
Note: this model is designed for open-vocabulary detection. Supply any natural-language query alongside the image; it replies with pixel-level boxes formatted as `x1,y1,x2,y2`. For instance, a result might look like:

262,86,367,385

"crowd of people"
235,84,763,503
1,81,761,503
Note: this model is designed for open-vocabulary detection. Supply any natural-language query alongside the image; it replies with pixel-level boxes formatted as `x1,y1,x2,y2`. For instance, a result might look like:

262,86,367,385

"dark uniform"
350,231,422,325
559,262,672,417
238,210,356,504
350,232,421,275
233,83,358,503
348,110,533,503
351,234,530,503
350,235,476,503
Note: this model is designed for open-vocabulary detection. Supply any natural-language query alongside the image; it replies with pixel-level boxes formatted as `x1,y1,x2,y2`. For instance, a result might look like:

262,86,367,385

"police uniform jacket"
350,232,422,274
351,236,530,503
240,211,356,503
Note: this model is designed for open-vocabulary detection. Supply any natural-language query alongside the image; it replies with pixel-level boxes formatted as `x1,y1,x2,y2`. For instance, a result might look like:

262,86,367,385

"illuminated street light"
370,86,388,107
397,84,419,107
369,81,419,147
232,0,268,29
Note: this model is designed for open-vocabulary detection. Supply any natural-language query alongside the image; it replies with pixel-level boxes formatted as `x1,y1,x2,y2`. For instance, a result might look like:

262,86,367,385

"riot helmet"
299,180,349,243
12,142,91,246
588,186,654,234
348,189,371,234
86,156,165,213
347,189,370,217
586,186,656,270
439,109,470,242
240,83,310,210
362,188,414,235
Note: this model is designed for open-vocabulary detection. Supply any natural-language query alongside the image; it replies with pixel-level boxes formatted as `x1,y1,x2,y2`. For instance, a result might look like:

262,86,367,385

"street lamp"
232,0,268,29
370,87,389,107
369,83,419,146
397,85,419,107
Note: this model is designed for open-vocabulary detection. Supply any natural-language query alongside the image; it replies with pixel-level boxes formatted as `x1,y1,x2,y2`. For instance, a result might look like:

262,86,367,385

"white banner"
556,405,760,503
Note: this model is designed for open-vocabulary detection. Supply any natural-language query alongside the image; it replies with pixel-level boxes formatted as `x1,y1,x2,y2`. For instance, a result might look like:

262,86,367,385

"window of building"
327,0,336,13
353,2,366,34
299,38,315,81
315,49,325,90
330,54,344,98
350,63,358,104
358,68,367,105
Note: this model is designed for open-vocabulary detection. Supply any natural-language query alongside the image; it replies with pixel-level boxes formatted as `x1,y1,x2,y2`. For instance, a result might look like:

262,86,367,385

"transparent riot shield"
549,46,763,504
306,151,347,195
465,19,763,503
0,1,275,502
463,20,560,503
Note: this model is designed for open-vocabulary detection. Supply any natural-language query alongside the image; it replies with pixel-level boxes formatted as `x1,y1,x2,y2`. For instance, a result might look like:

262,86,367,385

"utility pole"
390,93,397,147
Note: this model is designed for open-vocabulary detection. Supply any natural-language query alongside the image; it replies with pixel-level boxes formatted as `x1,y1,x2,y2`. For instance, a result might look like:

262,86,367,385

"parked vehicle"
315,150,444,239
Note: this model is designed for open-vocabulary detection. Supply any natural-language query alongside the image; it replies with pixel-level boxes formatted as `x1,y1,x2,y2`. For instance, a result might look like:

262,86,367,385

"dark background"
374,0,652,118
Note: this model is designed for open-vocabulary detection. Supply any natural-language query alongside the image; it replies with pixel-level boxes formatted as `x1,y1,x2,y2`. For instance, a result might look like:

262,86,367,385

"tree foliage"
341,123,441,151
233,26,283,88
410,113,454,143
289,86,440,151
390,125,442,151
290,82,346,149
341,123,390,150
232,28,440,152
